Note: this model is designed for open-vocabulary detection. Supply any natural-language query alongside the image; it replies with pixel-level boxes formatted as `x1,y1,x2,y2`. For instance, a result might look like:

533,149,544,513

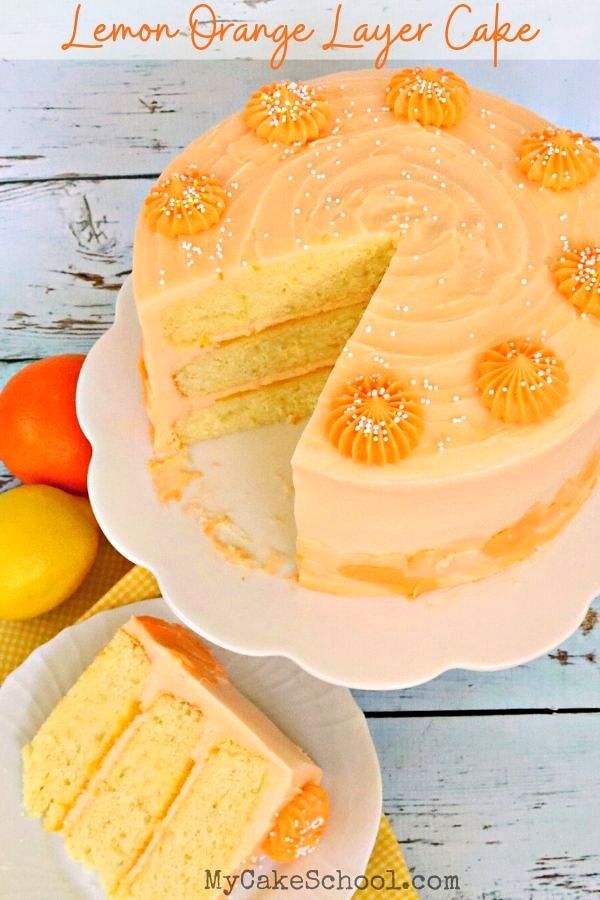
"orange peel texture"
244,81,330,146
328,373,424,465
517,128,600,191
143,168,226,237
386,67,470,128
476,339,569,425
262,783,330,863
552,245,600,319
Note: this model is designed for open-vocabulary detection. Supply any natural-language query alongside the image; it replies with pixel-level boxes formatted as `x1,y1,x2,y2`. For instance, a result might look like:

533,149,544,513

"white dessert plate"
0,599,382,899
77,279,600,690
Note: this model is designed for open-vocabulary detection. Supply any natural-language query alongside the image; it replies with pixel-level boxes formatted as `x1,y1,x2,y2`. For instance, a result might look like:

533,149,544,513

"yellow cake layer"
118,740,268,900
23,618,324,899
176,368,329,444
22,631,150,831
64,693,204,895
175,301,366,400
162,236,395,345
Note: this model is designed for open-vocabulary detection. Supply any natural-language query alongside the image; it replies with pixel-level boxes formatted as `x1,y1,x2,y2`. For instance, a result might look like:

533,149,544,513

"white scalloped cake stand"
77,279,600,690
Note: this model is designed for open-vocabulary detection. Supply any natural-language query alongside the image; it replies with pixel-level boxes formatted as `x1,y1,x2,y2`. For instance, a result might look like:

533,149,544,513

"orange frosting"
333,448,600,597
517,128,600,191
133,69,600,598
147,445,200,503
476,339,569,425
386,67,470,128
134,616,227,686
327,374,424,465
244,80,330,145
552,245,600,319
143,168,226,237
262,783,330,863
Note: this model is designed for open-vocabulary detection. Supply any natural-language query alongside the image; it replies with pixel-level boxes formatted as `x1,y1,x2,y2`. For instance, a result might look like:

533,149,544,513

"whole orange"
0,355,91,495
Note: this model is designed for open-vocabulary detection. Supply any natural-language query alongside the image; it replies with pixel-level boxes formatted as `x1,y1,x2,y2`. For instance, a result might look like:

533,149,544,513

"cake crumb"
148,449,201,503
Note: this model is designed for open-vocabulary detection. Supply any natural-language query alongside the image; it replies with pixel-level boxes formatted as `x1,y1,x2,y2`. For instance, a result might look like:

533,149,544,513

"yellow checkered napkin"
0,543,418,900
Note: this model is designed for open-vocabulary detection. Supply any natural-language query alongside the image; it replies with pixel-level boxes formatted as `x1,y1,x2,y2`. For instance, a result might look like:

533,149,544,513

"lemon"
0,485,99,620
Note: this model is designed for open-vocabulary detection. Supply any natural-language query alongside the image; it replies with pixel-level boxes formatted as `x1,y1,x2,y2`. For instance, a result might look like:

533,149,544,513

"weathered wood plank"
374,713,600,899
1,60,598,182
0,177,148,359
0,362,25,492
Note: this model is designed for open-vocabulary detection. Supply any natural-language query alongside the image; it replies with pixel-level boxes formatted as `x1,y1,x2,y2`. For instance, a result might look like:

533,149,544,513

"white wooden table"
1,59,599,899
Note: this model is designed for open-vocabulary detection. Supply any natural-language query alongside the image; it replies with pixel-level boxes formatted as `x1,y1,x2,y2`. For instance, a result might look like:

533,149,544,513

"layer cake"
133,69,600,596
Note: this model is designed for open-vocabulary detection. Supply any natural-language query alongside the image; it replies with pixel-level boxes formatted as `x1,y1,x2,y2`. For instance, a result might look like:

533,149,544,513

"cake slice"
63,693,204,894
22,627,150,831
22,616,329,898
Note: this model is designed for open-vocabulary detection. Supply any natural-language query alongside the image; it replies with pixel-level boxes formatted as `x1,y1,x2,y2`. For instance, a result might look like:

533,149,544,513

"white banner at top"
1,0,598,64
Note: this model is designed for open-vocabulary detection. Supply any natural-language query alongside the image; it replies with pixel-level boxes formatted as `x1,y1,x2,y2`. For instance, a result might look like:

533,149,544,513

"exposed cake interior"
162,236,394,345
174,301,367,401
22,629,149,832
139,234,395,449
22,617,325,898
118,741,270,899
64,693,204,894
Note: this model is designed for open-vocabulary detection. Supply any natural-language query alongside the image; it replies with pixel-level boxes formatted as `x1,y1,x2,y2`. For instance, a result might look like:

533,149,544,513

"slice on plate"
22,616,329,898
